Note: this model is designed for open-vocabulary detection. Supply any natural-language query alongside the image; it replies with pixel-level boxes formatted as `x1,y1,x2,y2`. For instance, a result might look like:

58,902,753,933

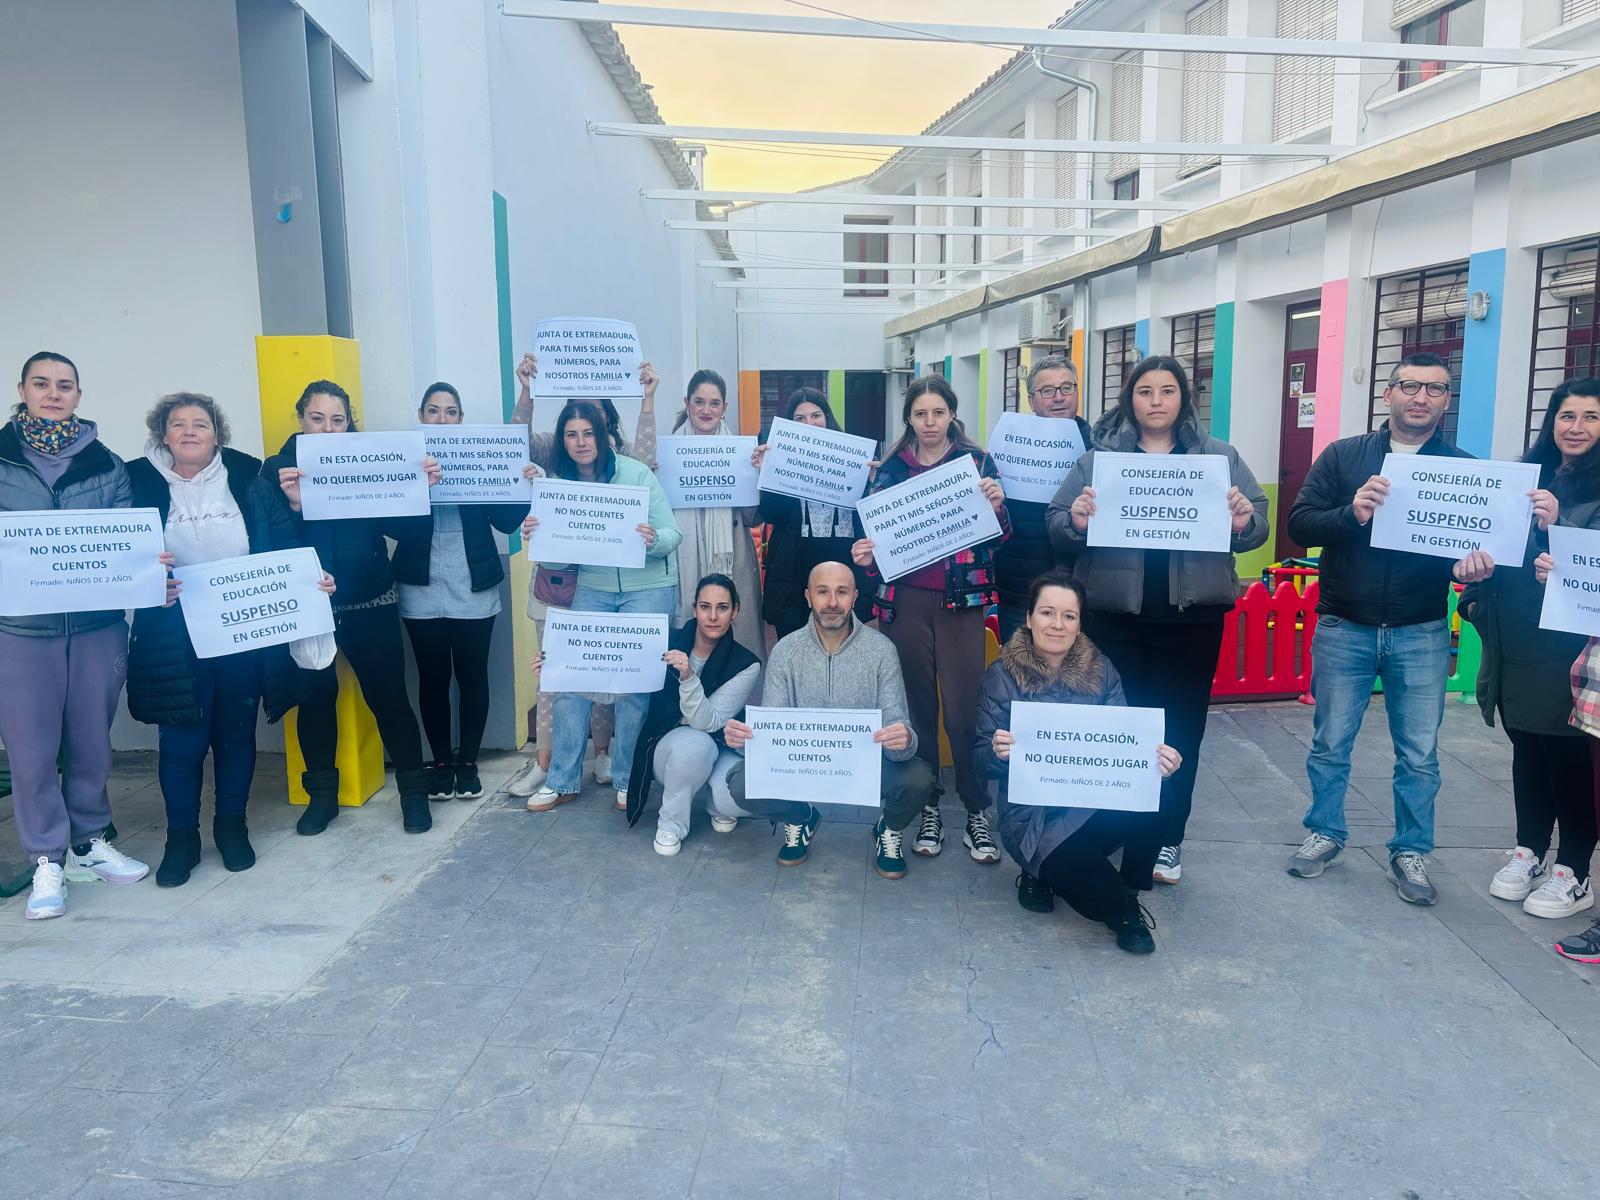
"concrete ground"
0,698,1597,1198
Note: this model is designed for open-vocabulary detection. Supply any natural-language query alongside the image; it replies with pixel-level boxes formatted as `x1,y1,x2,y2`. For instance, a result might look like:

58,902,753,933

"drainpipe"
1030,51,1099,389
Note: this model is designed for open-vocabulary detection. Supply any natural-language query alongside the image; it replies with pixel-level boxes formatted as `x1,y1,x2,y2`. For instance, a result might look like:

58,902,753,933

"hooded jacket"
0,418,133,638
1044,405,1268,615
973,628,1127,875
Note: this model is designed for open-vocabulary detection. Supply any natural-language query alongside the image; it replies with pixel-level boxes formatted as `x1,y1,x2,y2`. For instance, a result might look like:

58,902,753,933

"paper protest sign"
528,479,649,569
1006,701,1163,813
532,317,642,399
1086,451,1231,553
297,431,430,521
742,706,883,807
756,417,875,508
1369,454,1538,567
423,425,532,505
989,413,1085,504
1539,525,1600,637
656,436,760,509
854,456,1003,581
173,548,334,659
0,507,165,616
539,609,670,694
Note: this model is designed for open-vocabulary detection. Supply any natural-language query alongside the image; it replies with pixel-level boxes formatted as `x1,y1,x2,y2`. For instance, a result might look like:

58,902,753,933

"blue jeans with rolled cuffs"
1304,615,1450,858
546,584,678,795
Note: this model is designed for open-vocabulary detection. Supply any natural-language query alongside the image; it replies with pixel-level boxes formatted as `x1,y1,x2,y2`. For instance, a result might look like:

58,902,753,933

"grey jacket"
760,616,918,762
1044,408,1269,614
1462,492,1600,737
973,629,1127,875
0,419,133,637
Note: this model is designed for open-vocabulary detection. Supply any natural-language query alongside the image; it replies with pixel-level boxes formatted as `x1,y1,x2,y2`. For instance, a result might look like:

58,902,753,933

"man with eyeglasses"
993,355,1093,644
1285,352,1494,905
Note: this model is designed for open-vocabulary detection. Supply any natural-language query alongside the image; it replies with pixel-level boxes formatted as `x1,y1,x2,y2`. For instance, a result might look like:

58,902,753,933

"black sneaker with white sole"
912,805,943,857
1016,872,1054,913
964,811,1000,863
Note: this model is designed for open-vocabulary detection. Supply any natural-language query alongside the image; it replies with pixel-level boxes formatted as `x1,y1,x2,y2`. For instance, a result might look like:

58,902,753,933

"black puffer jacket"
126,447,265,726
1287,422,1474,627
390,502,528,594
250,434,430,606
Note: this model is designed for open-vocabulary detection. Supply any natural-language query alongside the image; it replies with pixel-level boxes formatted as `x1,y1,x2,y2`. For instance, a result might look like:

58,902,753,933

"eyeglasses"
1031,384,1078,399
1390,380,1450,398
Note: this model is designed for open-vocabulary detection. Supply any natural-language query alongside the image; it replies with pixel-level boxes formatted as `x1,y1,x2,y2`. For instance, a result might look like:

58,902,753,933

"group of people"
8,343,1600,963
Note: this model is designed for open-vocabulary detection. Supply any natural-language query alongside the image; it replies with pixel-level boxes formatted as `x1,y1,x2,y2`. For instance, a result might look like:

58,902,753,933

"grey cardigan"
1044,409,1269,615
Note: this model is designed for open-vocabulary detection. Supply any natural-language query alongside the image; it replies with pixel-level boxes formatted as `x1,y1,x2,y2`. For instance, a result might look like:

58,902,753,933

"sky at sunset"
614,0,1071,191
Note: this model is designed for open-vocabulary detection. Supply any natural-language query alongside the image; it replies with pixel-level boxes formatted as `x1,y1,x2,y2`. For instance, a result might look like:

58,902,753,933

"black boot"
155,828,202,888
1015,871,1054,914
297,769,341,836
397,768,433,834
1107,892,1156,955
213,812,256,872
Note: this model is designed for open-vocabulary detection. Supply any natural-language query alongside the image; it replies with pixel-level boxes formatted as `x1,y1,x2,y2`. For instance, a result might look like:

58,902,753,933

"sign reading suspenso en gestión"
655,436,760,509
1369,454,1538,567
172,548,335,658
0,508,166,616
1086,451,1232,553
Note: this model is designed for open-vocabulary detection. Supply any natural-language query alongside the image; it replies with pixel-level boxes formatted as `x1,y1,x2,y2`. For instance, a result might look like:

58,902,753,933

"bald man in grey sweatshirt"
725,562,937,875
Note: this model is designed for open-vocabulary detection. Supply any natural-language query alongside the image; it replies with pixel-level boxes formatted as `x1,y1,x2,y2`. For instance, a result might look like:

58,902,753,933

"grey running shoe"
1287,832,1342,878
1390,852,1438,905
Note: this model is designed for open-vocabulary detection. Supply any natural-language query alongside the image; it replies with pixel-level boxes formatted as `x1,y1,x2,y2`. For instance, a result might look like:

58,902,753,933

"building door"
1276,302,1320,558
843,371,887,449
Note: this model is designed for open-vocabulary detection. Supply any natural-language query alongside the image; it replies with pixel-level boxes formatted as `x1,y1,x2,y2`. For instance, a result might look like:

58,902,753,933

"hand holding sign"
990,413,1085,504
1539,525,1600,636
1368,455,1539,566
853,457,1003,581
742,706,884,807
1005,702,1167,812
1086,452,1232,553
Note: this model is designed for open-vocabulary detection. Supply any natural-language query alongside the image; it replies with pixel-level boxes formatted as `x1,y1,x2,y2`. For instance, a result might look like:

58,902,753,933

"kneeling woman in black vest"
974,569,1180,954
623,573,761,856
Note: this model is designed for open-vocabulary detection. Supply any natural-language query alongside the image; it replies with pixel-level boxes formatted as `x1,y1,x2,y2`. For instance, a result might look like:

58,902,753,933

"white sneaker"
653,829,682,857
25,858,65,920
615,789,628,812
591,754,613,785
1490,846,1546,901
709,815,738,834
1523,866,1595,919
505,757,548,798
526,785,577,813
64,837,149,884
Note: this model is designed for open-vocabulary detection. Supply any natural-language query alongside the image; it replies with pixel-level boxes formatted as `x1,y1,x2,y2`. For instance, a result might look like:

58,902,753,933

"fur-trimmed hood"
999,628,1105,696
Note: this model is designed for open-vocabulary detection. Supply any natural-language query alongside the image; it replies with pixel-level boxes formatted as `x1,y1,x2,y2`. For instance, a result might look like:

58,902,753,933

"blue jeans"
158,652,262,828
1304,615,1449,857
547,583,678,795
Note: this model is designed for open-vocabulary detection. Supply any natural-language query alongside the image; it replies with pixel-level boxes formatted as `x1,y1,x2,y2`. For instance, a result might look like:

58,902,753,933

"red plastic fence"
1212,580,1321,700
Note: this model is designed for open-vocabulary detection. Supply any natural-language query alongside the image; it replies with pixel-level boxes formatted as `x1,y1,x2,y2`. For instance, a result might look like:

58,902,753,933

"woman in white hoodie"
125,393,329,886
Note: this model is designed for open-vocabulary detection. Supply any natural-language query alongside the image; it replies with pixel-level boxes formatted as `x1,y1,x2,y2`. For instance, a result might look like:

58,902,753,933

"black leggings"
296,603,425,774
1506,725,1597,879
404,616,496,764
1086,614,1225,848
1035,809,1162,924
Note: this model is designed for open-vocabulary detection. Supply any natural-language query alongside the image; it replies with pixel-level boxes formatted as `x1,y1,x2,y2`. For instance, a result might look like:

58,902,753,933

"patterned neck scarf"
16,410,83,456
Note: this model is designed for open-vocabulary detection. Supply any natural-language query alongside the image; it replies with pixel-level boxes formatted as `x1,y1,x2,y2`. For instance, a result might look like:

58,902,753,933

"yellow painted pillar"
255,335,387,808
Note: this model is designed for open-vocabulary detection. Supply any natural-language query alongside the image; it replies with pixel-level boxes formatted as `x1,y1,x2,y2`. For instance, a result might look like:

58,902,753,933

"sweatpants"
881,587,988,812
296,602,424,773
726,754,937,829
1034,809,1162,923
404,615,496,764
158,651,261,828
1086,614,1225,848
1505,725,1598,879
0,621,126,859
651,727,747,839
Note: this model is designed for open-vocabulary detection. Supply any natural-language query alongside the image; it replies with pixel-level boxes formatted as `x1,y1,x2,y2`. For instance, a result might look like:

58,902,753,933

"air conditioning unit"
884,334,914,372
1018,294,1063,344
1549,263,1598,301
1380,278,1468,330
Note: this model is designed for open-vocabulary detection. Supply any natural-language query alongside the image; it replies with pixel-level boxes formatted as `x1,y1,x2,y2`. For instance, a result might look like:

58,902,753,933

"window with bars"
930,360,947,379
844,216,889,298
1171,309,1217,429
1101,325,1138,419
1273,0,1337,141
1396,0,1484,91
1054,91,1081,231
1368,262,1468,438
1003,349,1022,413
1180,0,1227,177
1565,0,1600,24
1105,52,1142,184
758,371,828,438
1528,236,1600,448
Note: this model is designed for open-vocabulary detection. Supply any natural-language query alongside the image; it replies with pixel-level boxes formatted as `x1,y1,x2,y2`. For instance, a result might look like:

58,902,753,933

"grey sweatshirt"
761,617,918,761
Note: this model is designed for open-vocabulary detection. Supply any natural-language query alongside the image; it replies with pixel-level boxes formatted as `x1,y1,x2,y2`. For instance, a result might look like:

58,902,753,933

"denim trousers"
547,583,678,794
158,651,262,828
1304,615,1449,857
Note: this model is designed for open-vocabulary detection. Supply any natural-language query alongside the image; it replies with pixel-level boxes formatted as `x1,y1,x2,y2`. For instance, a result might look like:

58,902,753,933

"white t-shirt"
1388,438,1424,455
